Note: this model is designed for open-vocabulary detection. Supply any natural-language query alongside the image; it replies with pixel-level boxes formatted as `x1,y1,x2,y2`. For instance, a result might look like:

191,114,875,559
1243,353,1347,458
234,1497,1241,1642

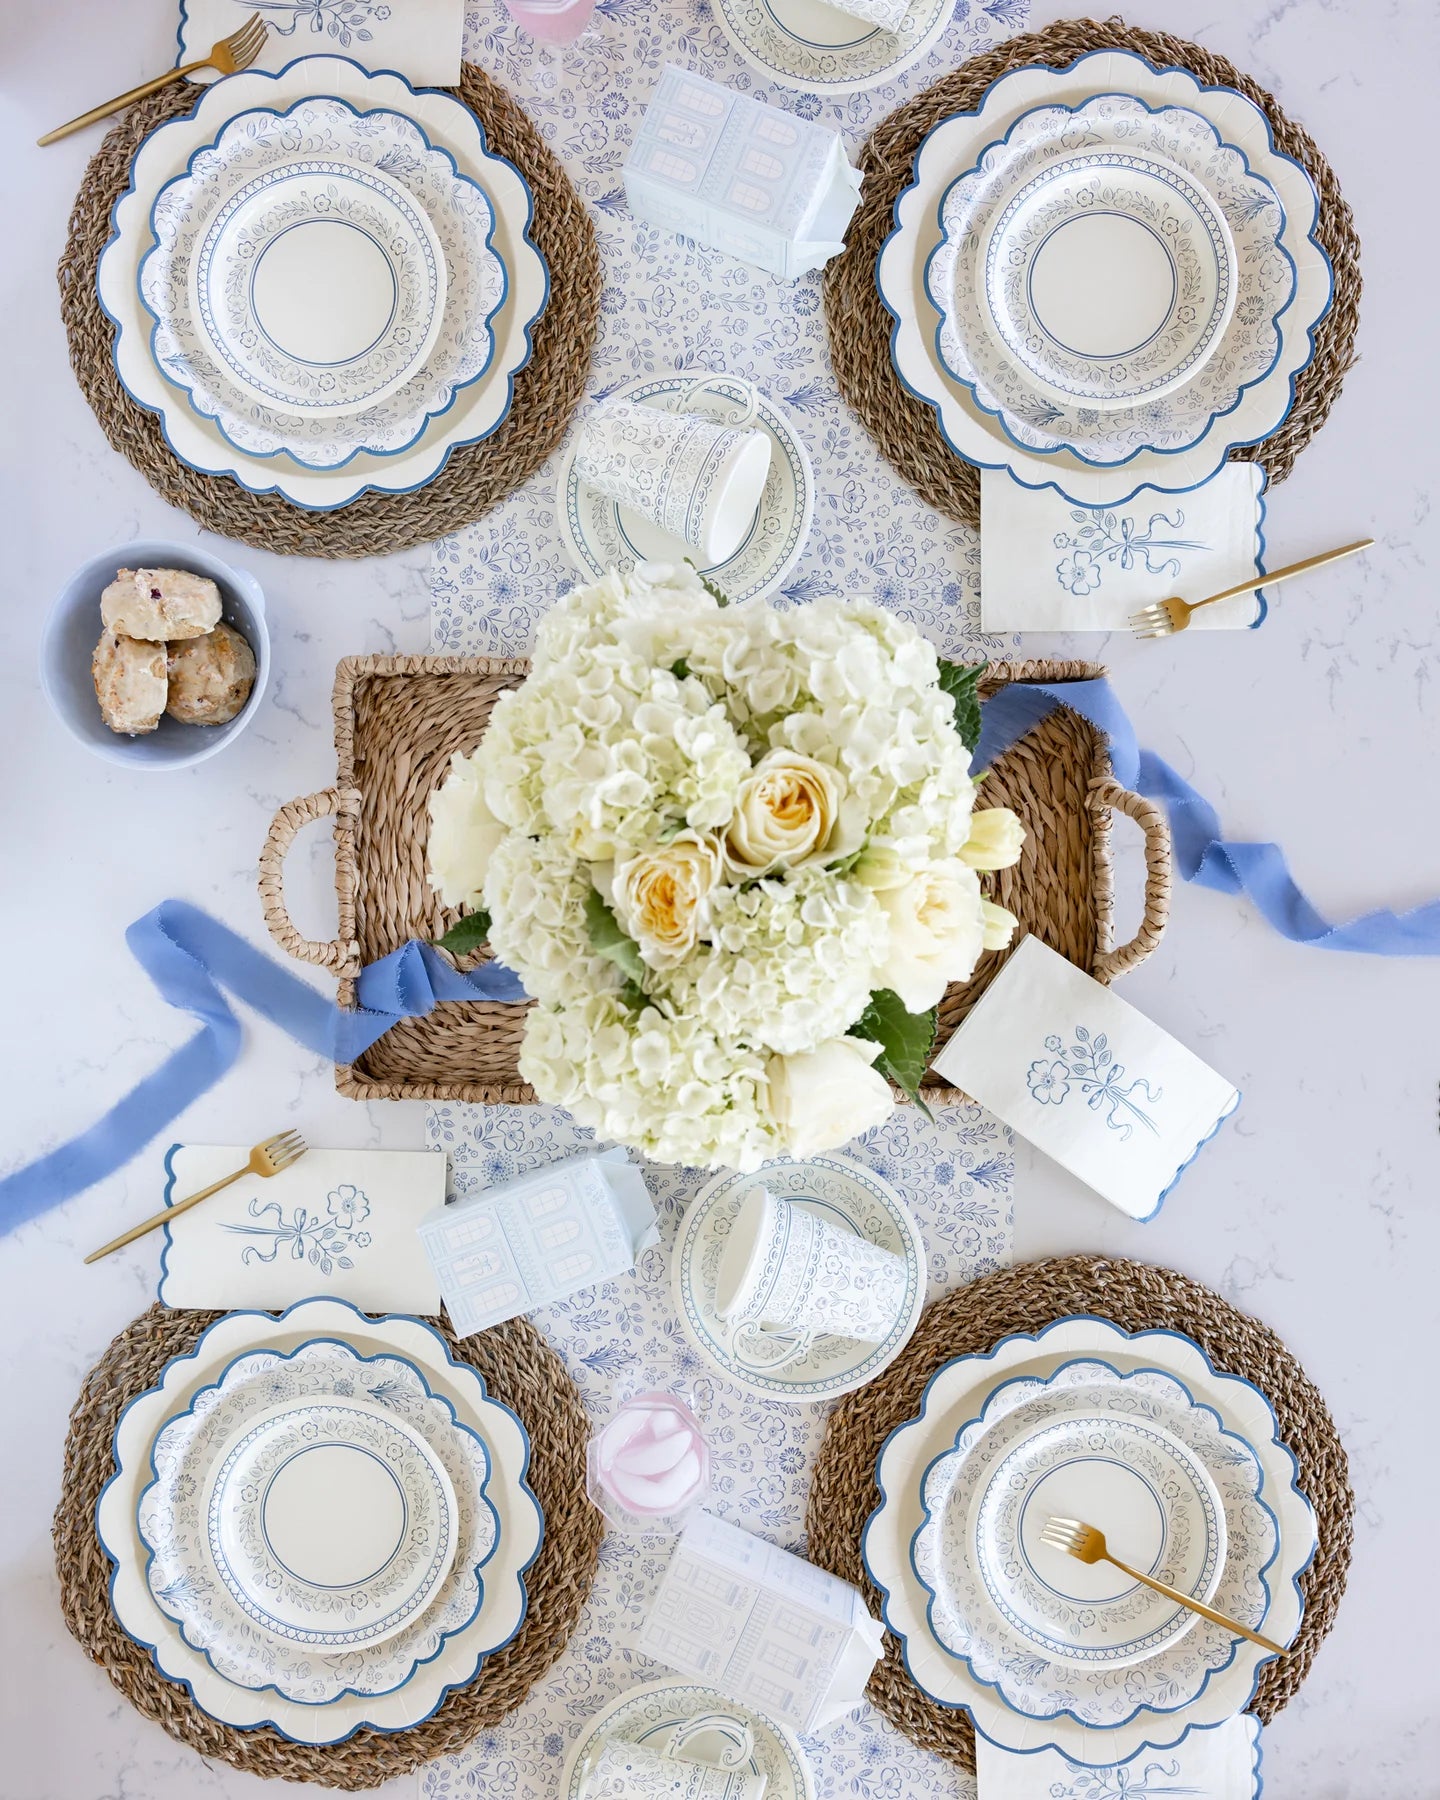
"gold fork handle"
1105,1553,1286,1654
37,58,211,146
1191,538,1374,613
83,1162,249,1264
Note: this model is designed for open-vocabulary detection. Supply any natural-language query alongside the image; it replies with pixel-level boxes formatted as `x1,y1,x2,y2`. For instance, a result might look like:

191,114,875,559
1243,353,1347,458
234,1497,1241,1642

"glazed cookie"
92,629,168,735
165,622,256,727
100,566,222,642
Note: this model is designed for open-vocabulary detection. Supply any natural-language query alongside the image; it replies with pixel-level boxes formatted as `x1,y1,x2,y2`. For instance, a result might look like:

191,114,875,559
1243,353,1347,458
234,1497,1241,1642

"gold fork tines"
38,13,269,146
84,1129,307,1264
1128,538,1373,638
1040,1516,1286,1655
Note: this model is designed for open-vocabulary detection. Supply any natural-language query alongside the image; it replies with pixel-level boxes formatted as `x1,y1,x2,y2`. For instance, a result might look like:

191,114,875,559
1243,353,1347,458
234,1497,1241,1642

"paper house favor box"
625,65,862,280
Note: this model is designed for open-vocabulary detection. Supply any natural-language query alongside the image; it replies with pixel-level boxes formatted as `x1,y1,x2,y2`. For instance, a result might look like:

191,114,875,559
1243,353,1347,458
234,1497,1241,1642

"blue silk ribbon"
7,677,1440,1237
0,900,525,1236
977,679,1440,952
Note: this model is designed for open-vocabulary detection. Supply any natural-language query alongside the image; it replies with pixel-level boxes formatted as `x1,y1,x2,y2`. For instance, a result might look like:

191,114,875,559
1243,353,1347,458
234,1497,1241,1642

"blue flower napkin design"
174,0,463,86
975,1715,1261,1799
931,937,1239,1221
980,464,1267,632
158,1144,446,1311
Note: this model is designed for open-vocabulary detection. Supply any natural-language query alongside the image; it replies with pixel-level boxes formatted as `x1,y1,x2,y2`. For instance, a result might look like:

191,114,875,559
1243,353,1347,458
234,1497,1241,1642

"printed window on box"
647,148,700,183
753,114,800,147
535,1218,583,1252
740,148,784,181
676,81,725,116
728,181,773,215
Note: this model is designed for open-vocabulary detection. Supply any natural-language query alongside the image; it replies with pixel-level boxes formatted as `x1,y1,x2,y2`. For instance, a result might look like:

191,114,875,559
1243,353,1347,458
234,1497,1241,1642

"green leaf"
936,657,987,753
670,657,692,680
685,558,731,607
433,909,491,956
584,886,648,987
853,988,937,1120
617,977,650,1012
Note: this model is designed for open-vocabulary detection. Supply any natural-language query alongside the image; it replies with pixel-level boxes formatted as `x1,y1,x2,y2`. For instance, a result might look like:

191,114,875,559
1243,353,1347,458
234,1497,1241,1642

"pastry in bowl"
166,623,257,727
92,629,168,736
101,566,222,642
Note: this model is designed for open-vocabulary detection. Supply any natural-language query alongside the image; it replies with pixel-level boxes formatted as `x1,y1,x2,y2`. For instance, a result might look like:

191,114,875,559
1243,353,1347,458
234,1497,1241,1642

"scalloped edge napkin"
929,936,1239,1221
175,0,463,85
981,464,1267,631
158,1144,444,1311
976,1715,1261,1799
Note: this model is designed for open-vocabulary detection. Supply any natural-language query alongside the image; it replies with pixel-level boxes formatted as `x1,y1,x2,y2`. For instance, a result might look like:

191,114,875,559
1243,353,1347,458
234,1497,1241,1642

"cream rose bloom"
611,832,723,969
875,859,987,1011
725,750,863,874
427,750,507,910
959,807,1025,871
767,1036,894,1158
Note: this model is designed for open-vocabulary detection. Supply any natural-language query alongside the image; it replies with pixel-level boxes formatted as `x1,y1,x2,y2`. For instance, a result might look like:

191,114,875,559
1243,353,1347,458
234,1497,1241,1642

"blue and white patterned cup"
573,377,772,562
580,1715,765,1800
715,1185,910,1371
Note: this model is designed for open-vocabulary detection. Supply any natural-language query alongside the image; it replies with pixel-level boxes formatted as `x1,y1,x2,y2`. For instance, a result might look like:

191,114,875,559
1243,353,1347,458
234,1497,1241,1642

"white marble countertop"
2,0,1438,1792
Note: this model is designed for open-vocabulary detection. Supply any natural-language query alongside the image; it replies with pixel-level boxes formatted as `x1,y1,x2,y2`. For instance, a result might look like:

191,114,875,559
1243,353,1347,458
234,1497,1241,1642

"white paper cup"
716,1185,910,1371
580,1716,764,1800
573,377,772,562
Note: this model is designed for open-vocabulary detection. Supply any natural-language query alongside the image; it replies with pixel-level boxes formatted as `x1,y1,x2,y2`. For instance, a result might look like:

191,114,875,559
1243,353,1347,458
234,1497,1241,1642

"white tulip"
427,750,507,910
875,859,987,1011
767,1037,895,1158
959,807,1025,871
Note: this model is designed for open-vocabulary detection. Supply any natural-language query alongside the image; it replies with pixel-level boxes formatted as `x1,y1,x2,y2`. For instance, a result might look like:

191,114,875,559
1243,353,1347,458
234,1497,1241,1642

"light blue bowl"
40,540,270,770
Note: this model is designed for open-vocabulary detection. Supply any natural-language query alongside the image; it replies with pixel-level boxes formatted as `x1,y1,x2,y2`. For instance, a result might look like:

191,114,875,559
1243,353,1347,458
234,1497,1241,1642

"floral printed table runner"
429,0,1029,659
417,1103,1012,1799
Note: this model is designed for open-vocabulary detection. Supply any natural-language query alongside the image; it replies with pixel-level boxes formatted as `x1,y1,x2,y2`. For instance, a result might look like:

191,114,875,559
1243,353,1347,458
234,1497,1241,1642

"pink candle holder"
501,0,596,45
586,1391,710,1536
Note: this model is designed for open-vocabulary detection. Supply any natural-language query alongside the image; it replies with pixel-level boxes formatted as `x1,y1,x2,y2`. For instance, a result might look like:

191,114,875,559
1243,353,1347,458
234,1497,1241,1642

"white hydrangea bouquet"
426,564,1023,1171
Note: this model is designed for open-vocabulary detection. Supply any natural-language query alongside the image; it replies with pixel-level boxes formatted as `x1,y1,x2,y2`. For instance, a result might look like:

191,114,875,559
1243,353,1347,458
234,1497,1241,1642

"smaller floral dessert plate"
560,1679,814,1800
975,151,1236,411
672,1155,925,1402
558,374,813,604
711,0,952,96
190,160,447,418
203,1396,458,1653
965,1410,1226,1667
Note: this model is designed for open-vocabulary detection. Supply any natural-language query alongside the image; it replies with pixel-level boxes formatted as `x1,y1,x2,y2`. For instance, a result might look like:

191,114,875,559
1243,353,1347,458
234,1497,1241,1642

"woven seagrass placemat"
57,65,600,558
53,1304,603,1789
825,15,1363,530
805,1254,1353,1773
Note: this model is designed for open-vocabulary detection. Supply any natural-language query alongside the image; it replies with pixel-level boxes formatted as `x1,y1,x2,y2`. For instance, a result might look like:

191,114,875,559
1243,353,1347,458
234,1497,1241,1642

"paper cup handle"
679,374,759,429
729,1317,816,1372
665,1714,755,1767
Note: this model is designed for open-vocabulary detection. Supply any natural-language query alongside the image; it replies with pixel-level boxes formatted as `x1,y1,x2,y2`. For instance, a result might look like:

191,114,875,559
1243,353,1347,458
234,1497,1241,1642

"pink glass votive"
501,0,596,44
586,1391,711,1535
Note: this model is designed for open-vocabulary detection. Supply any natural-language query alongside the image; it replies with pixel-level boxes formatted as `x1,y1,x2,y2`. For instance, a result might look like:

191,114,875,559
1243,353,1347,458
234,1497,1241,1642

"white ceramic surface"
101,59,546,507
39,538,269,771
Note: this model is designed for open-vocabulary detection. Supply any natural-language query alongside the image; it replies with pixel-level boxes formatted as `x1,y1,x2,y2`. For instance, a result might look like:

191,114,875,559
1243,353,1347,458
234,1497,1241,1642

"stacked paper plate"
97,1299,543,1743
98,60,548,511
878,48,1333,505
862,1316,1317,1765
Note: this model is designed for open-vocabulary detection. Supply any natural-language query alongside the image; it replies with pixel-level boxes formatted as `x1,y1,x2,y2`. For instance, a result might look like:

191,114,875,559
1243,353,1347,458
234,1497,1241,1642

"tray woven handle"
258,787,363,975
1089,775,1172,981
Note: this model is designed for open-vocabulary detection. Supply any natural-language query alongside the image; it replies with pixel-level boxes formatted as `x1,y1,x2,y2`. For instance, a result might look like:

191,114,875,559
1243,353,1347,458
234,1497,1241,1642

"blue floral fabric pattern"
428,0,1029,662
418,1102,1012,1799
1026,1028,1162,1139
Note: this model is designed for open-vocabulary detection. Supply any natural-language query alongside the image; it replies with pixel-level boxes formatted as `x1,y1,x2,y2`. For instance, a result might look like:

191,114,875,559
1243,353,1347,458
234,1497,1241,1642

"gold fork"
1040,1516,1286,1654
84,1130,307,1264
38,13,269,146
1128,538,1373,638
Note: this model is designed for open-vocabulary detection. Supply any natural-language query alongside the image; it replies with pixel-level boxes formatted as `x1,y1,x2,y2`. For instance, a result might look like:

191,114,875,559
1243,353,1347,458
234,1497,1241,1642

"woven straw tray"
259,656,1171,1104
